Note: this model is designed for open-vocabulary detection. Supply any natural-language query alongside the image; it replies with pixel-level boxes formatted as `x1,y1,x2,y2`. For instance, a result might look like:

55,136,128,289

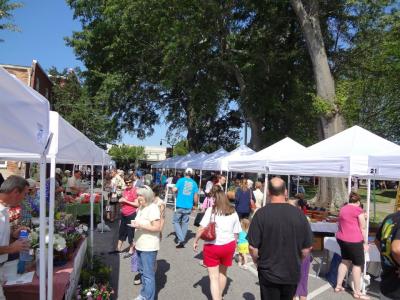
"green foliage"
0,0,22,41
173,140,188,156
80,255,112,288
311,94,335,116
65,0,400,149
335,1,400,142
108,144,146,169
48,67,118,147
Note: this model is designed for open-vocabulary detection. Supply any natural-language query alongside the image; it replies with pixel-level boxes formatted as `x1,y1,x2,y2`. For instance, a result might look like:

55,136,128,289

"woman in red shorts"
193,190,241,300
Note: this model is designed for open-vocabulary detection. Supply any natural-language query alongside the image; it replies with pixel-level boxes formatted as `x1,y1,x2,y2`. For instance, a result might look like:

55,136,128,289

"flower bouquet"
80,284,114,300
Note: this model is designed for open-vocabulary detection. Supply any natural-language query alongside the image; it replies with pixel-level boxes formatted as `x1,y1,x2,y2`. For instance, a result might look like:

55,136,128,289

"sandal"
353,293,370,300
334,286,345,293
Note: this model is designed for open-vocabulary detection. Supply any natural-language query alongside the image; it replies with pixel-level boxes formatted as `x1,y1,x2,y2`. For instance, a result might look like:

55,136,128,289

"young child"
237,218,250,269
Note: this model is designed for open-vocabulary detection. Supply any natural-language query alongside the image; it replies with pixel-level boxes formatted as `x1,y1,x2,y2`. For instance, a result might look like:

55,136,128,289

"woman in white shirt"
193,190,241,300
131,185,161,300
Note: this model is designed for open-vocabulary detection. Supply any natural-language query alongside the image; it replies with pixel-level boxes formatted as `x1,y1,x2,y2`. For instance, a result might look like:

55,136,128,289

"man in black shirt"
248,177,313,300
375,211,400,300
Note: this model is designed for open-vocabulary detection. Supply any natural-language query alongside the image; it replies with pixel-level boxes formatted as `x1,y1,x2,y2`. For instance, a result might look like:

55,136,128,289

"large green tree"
49,67,118,147
66,0,243,152
66,0,321,152
108,144,146,170
337,4,400,143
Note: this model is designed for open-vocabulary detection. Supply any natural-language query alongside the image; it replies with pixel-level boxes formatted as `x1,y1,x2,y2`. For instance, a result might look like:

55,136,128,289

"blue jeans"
173,208,192,243
137,250,158,300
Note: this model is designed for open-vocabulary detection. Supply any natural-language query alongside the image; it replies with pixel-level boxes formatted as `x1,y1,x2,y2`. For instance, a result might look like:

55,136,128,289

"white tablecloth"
324,237,380,262
310,222,338,233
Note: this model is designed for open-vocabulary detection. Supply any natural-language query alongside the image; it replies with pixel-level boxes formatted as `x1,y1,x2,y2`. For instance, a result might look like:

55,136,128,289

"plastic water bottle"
17,230,32,274
131,252,138,273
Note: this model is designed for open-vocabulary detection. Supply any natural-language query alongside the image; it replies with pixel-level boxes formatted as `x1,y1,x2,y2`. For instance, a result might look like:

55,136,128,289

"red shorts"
203,241,236,267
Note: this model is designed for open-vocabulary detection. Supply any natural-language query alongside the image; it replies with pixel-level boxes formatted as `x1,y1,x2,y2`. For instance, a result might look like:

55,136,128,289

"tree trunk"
248,117,264,151
291,0,347,210
185,101,200,152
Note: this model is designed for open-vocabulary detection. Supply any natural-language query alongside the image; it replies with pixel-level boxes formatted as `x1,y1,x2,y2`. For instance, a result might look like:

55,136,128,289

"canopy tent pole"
263,172,268,206
47,156,56,300
198,169,203,209
348,175,352,195
39,156,47,300
287,175,291,198
296,176,300,194
362,178,371,294
373,180,376,221
101,159,105,233
225,171,228,192
90,164,94,266
199,170,203,192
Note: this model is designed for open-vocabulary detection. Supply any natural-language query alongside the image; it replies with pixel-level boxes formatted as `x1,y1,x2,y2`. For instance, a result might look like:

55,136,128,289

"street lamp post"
160,139,175,157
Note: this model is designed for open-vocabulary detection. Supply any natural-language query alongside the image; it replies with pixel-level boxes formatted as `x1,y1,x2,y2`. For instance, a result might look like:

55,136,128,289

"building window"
35,77,40,91
0,161,7,168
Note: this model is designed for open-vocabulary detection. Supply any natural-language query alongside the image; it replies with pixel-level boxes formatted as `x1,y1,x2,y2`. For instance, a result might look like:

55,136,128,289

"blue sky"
0,0,248,147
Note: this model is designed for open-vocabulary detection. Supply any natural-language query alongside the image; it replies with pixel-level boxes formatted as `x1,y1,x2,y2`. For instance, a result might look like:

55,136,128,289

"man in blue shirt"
172,168,198,248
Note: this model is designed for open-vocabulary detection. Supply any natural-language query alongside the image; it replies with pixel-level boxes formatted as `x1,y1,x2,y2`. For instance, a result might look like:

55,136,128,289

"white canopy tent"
268,126,400,293
0,67,50,159
179,152,207,169
228,137,306,173
0,67,50,300
202,145,255,172
369,154,400,180
47,112,105,299
158,155,183,169
269,126,400,178
168,151,196,169
189,148,227,170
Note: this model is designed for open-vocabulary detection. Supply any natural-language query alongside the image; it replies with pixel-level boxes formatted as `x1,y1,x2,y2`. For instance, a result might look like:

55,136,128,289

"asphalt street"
93,207,381,300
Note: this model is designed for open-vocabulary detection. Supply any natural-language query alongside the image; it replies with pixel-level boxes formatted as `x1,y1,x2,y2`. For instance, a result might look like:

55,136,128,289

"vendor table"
324,237,380,262
4,238,87,300
310,222,338,233
65,202,101,222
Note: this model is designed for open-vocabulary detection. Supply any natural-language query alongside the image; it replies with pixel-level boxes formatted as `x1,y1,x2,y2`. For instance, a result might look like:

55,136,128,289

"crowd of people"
0,167,399,300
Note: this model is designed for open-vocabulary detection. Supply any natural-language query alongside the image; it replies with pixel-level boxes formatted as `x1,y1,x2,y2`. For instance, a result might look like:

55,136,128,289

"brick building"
0,60,53,178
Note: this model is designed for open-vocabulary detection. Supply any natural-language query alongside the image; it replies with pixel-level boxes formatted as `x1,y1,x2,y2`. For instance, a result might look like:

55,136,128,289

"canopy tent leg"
198,170,203,209
362,178,371,294
373,180,376,221
90,164,94,267
101,161,105,233
39,156,47,300
263,173,268,206
225,171,228,192
47,156,56,300
348,175,352,195
296,176,300,194
287,175,291,198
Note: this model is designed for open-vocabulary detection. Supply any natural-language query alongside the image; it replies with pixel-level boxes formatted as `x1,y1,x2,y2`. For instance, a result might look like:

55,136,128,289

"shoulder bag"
200,211,216,241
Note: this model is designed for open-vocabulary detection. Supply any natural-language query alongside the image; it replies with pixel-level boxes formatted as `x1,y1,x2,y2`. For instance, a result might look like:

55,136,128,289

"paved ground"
93,207,382,300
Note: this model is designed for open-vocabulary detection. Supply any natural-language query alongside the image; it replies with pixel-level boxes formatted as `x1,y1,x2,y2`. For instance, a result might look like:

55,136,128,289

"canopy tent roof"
269,126,400,178
369,154,400,180
166,151,196,169
189,148,227,170
158,155,183,168
48,111,104,165
202,145,255,171
0,67,50,160
228,137,305,173
152,156,173,168
179,152,207,169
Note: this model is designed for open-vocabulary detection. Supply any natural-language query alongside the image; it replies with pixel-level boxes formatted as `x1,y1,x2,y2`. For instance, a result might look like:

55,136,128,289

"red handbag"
200,212,216,241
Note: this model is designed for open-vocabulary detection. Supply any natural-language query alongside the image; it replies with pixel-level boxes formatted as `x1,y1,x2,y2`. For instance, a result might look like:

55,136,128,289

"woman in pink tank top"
335,192,369,299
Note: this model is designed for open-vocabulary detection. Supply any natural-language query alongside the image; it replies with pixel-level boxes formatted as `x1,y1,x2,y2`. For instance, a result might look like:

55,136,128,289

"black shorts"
337,239,365,267
118,212,136,244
